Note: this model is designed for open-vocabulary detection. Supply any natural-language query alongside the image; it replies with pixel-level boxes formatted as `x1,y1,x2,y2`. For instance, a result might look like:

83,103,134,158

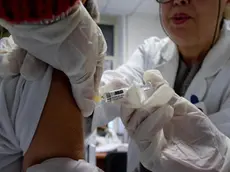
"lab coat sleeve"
101,37,162,86
209,93,230,138
100,49,144,87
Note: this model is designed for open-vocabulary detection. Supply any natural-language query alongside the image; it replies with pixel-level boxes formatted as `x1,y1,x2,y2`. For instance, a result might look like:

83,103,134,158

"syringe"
101,82,153,103
93,81,177,110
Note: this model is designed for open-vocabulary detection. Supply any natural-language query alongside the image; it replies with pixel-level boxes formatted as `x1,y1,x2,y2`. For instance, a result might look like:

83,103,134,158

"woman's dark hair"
84,0,100,22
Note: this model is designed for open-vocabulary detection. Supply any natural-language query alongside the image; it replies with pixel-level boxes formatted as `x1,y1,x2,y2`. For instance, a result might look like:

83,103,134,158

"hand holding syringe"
98,70,178,109
98,73,230,172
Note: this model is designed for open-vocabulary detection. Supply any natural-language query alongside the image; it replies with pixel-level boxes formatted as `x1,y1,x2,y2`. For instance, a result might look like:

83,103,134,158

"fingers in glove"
120,107,136,127
125,108,150,132
127,105,173,152
117,83,147,109
143,70,168,89
144,84,175,109
134,105,174,138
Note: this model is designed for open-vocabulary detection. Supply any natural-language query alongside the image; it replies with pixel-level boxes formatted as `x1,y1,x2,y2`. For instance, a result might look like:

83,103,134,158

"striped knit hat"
0,0,80,24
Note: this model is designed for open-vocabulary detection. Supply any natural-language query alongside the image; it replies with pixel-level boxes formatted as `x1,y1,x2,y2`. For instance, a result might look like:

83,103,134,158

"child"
0,0,107,118
0,0,106,171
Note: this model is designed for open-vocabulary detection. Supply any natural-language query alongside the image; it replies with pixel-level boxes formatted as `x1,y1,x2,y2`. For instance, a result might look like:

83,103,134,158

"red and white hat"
0,0,80,23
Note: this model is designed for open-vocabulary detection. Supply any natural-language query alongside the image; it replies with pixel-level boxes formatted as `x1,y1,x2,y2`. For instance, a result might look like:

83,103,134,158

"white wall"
126,13,166,59
100,13,166,65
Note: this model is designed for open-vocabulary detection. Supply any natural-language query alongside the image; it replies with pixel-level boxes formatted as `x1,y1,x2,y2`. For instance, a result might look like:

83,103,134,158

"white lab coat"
93,22,230,172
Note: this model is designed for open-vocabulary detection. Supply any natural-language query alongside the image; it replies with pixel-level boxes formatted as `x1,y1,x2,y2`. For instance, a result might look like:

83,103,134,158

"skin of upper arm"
22,70,84,171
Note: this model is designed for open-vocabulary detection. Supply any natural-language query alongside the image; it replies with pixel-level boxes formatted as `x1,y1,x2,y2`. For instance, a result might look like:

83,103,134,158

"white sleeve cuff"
27,158,103,172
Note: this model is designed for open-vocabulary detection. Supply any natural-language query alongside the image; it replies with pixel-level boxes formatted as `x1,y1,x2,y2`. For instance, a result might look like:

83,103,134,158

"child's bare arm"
23,70,84,171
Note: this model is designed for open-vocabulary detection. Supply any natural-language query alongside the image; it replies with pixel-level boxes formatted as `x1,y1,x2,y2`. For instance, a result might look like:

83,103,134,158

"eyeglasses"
156,0,171,3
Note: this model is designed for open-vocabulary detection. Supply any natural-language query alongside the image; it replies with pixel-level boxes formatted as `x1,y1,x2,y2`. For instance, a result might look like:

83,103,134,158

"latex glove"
98,70,174,150
151,97,230,172
119,70,230,172
118,70,176,151
1,2,107,117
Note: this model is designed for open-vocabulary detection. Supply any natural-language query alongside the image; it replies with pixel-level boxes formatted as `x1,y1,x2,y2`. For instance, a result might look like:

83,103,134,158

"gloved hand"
119,70,176,153
102,69,230,172
99,70,175,151
0,1,107,117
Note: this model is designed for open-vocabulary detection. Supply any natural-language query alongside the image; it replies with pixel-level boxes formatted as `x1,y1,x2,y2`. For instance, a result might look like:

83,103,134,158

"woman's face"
160,0,228,47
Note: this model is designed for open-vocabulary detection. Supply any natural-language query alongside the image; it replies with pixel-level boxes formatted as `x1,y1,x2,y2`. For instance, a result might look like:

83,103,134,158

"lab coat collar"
160,21,230,79
199,21,230,78
155,38,179,88
184,22,230,101
155,22,230,102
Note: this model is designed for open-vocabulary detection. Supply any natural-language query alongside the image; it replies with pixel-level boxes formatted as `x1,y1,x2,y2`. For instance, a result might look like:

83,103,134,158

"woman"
1,0,230,172
0,0,106,171
95,0,230,171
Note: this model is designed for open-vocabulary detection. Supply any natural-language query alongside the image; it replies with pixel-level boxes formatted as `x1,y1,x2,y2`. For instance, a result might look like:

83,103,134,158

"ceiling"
97,0,159,16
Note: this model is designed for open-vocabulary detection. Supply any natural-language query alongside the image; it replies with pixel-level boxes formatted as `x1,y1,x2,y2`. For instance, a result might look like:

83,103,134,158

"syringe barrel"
102,82,153,103
102,88,128,103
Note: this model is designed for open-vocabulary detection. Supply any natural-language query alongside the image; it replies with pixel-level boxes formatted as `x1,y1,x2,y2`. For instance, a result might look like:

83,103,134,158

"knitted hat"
0,0,80,24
